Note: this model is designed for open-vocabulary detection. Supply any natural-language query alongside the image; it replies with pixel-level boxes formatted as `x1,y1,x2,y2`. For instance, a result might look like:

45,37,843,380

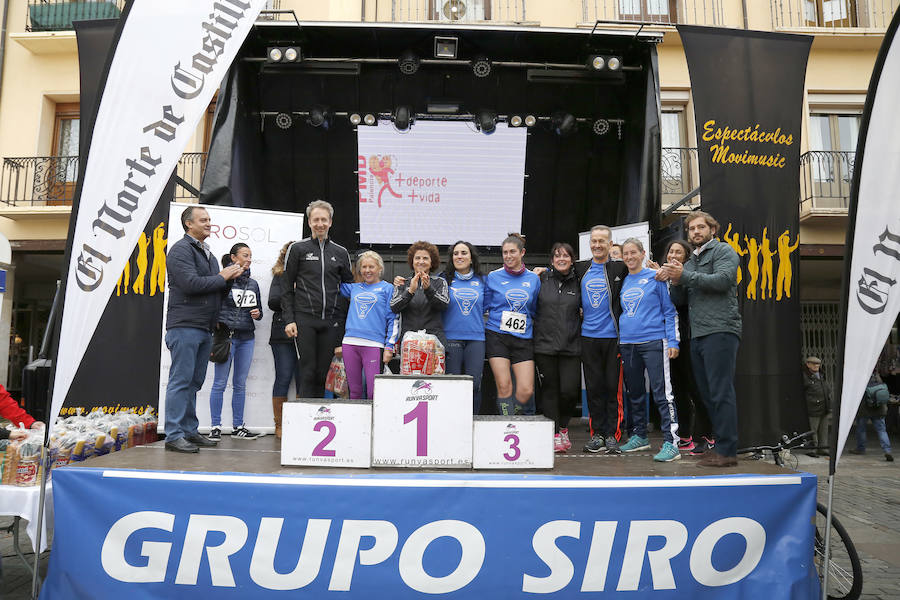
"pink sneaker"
559,428,572,451
677,436,695,452
554,434,566,453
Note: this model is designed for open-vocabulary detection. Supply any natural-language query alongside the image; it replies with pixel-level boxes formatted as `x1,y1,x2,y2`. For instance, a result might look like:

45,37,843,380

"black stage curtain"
679,26,813,445
201,25,661,256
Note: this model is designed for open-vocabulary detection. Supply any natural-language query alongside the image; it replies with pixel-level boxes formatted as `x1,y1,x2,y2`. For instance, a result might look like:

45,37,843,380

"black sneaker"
604,436,622,455
209,427,221,441
691,437,715,456
848,448,865,455
583,434,605,453
232,426,260,440
886,453,894,462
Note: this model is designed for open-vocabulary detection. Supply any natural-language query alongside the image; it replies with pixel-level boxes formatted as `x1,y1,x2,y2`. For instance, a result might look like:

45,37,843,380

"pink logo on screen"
357,154,448,207
358,155,401,208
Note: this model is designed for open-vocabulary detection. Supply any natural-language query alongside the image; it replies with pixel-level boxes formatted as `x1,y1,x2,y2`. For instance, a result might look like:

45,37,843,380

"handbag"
209,323,233,363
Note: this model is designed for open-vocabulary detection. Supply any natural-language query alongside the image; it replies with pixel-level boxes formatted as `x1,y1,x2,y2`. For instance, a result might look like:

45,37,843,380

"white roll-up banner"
50,0,266,431
357,121,528,246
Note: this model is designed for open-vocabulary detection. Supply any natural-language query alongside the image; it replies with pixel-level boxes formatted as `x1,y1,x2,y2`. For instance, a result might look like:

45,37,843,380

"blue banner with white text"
42,468,819,599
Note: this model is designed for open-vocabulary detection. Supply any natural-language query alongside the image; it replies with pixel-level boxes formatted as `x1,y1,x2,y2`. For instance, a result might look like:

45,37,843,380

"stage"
38,426,820,599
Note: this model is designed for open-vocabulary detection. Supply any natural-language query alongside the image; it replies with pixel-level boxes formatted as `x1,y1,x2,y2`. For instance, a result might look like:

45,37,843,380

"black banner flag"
678,26,813,445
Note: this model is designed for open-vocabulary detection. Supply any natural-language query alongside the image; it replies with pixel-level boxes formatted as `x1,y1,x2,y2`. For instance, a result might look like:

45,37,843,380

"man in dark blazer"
163,206,243,453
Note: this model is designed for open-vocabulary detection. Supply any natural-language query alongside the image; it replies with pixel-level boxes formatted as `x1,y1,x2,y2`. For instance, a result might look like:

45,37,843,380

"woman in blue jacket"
484,233,540,416
340,251,399,399
617,238,681,462
441,241,486,413
209,243,263,440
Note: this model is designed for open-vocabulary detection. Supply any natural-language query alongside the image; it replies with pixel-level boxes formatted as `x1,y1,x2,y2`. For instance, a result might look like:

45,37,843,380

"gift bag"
325,356,349,398
400,331,445,375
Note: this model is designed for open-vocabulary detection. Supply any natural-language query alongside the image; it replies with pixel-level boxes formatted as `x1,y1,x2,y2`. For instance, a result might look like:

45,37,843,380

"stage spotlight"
364,113,377,126
275,112,292,129
607,56,621,71
393,105,414,131
307,106,333,129
509,115,523,127
398,50,420,75
551,111,576,137
284,47,300,62
442,0,467,20
593,119,610,135
434,36,458,59
475,109,497,134
524,115,536,127
349,113,362,125
267,47,283,62
472,55,492,78
588,55,605,70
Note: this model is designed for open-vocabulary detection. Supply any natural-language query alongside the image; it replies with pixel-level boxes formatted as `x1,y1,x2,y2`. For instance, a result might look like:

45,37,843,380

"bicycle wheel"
815,503,863,600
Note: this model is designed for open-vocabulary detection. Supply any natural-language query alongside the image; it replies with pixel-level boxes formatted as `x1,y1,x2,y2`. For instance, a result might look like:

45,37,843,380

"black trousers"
581,336,622,438
296,314,343,398
536,353,581,432
669,336,712,439
691,332,740,457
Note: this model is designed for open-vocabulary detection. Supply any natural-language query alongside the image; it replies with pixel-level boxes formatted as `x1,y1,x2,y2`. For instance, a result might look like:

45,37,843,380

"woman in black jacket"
534,242,582,453
209,243,263,440
268,242,299,439
390,241,450,348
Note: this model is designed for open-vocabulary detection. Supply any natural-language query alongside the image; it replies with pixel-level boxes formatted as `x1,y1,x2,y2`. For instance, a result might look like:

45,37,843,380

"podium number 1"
312,421,337,457
404,401,428,456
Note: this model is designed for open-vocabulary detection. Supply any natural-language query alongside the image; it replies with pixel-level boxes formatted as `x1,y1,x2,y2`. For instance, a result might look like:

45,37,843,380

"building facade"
0,0,894,390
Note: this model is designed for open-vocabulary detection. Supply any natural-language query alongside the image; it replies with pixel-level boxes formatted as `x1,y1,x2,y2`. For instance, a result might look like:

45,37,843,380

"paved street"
2,428,897,599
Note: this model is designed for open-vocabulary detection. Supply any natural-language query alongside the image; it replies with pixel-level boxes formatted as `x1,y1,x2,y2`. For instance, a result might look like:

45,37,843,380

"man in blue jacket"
164,206,244,453
660,211,742,467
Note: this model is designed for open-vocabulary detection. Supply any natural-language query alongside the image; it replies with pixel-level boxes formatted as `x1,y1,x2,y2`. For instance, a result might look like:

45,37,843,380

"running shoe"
554,434,566,453
232,425,260,440
691,437,715,456
677,436,694,451
208,427,221,441
653,441,682,462
559,428,572,451
604,436,622,455
583,434,606,453
620,435,651,453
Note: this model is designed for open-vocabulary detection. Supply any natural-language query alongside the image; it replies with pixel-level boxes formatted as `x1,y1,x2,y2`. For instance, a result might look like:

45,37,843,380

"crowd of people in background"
163,202,749,467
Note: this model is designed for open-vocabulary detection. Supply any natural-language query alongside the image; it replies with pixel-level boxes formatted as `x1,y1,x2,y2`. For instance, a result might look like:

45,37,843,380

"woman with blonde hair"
267,241,298,438
340,251,399,399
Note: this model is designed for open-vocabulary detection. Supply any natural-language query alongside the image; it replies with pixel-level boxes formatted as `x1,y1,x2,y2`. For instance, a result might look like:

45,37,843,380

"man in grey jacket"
660,211,742,467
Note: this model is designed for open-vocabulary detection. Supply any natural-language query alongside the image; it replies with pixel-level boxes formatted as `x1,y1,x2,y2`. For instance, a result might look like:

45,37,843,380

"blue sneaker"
620,435,651,453
653,441,682,462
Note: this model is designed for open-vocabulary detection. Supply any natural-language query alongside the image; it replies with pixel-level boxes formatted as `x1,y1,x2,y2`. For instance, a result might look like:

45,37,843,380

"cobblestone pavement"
2,430,897,599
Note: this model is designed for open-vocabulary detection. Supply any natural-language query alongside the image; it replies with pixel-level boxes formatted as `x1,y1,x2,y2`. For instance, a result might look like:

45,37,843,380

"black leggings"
296,315,343,398
536,354,581,432
671,337,712,439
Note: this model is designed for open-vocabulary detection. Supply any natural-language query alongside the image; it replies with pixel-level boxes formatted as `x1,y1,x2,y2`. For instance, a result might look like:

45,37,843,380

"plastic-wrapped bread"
3,441,19,485
14,439,42,486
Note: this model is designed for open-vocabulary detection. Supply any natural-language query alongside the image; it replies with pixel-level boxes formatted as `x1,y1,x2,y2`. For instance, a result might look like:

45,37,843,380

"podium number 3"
503,434,520,461
404,401,428,456
312,421,337,457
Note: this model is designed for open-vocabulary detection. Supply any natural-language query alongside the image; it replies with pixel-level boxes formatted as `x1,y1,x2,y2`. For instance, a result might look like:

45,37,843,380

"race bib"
500,311,527,334
232,288,258,308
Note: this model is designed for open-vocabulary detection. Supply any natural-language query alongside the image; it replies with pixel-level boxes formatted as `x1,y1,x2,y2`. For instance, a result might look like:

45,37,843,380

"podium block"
473,416,554,469
372,374,473,468
281,399,372,468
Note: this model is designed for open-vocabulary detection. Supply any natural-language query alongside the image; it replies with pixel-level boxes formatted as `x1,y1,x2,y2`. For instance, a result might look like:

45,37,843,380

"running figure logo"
584,278,608,309
368,155,401,207
354,292,378,319
505,289,529,312
621,287,645,317
453,287,479,316
411,380,434,394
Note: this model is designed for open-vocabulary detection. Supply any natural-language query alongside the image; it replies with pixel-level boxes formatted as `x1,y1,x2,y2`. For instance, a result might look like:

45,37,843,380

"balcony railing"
26,0,125,32
771,0,899,30
583,0,723,26
0,153,207,207
391,0,526,22
661,147,699,209
799,150,854,213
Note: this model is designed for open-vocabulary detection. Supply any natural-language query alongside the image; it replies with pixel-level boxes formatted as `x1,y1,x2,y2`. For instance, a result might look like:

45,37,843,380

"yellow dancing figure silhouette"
132,232,149,295
744,234,760,300
150,223,168,296
116,260,130,296
776,229,799,301
759,227,775,300
723,223,747,285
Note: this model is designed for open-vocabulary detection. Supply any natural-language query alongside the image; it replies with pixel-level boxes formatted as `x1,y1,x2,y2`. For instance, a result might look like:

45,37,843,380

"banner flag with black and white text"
50,0,266,430
834,8,900,470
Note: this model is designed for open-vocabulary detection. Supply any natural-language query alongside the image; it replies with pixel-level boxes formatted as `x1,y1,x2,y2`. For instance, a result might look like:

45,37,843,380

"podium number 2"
312,421,336,457
404,401,428,456
503,434,520,461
